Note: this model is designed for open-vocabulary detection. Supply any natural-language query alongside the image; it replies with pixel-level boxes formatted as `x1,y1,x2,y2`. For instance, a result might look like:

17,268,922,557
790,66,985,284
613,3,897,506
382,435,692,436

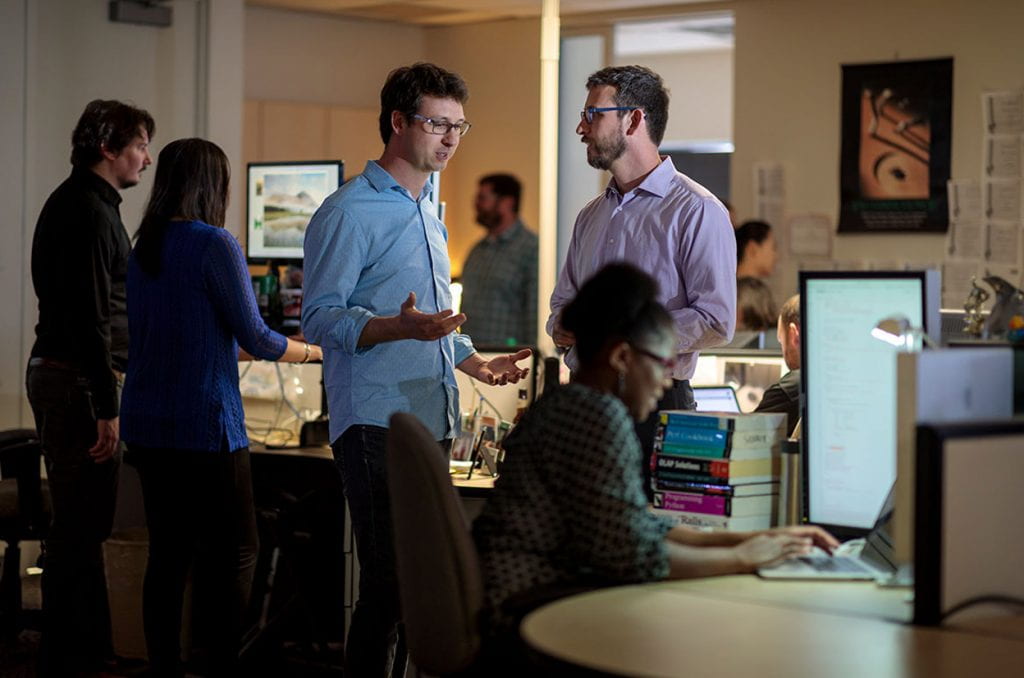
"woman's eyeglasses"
629,344,677,372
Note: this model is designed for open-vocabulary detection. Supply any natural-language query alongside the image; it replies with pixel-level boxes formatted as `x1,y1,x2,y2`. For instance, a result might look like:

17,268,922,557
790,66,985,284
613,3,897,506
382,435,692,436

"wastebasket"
104,528,149,659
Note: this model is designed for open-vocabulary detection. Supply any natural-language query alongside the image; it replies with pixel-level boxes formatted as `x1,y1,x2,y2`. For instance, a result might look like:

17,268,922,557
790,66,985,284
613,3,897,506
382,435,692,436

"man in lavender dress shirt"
547,65,737,497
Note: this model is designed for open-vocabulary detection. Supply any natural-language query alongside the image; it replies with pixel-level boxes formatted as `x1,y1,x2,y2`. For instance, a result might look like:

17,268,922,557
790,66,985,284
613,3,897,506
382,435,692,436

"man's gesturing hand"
464,348,532,386
397,292,466,341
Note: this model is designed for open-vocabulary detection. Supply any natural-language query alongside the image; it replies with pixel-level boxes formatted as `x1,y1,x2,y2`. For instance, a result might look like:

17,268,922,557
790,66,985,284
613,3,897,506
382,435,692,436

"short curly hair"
378,63,469,145
70,99,154,168
586,65,670,146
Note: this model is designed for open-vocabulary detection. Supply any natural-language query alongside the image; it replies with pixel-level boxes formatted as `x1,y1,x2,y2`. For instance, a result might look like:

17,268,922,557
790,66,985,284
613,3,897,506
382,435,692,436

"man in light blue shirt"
302,63,529,678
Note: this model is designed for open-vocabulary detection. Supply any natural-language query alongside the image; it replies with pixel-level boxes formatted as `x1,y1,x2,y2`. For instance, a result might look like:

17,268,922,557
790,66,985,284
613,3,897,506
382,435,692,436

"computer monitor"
692,386,742,413
914,420,1024,625
800,270,940,537
247,160,343,261
691,348,789,413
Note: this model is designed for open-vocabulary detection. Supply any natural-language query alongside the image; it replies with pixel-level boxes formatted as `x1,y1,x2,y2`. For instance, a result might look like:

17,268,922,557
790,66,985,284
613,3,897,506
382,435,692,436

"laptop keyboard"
795,556,873,574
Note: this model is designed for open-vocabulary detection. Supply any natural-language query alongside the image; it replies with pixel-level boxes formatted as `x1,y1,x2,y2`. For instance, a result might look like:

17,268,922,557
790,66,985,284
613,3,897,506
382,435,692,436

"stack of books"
650,410,786,530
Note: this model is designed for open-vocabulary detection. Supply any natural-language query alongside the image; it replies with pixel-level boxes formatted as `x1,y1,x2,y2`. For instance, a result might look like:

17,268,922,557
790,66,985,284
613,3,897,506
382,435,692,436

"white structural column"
537,0,559,356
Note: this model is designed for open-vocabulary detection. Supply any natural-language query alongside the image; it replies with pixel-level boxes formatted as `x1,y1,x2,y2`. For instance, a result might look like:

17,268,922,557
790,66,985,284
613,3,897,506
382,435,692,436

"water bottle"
778,439,802,526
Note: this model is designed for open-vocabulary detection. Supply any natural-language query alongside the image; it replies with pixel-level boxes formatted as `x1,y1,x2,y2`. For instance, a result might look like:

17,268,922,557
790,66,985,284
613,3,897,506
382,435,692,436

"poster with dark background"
838,58,953,233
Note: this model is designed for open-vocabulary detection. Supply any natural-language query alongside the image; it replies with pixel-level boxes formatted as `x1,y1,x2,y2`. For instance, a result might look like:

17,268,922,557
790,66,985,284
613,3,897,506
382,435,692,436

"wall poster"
838,58,953,233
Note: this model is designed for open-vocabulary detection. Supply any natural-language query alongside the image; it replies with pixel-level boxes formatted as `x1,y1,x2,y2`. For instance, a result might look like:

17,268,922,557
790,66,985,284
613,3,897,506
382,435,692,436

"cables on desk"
940,594,1024,622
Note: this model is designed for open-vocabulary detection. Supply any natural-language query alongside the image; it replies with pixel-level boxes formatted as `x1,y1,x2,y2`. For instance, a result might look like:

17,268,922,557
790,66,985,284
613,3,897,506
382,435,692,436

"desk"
521,578,1024,677
250,443,332,460
251,444,497,497
248,443,346,646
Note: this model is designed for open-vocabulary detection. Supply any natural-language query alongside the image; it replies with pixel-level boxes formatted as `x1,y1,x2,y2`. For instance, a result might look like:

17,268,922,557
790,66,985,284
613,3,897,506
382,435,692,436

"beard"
475,207,501,229
585,129,627,170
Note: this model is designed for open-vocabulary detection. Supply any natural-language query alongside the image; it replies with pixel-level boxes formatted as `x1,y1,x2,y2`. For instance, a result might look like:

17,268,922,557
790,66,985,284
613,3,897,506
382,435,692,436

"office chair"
386,413,483,676
0,428,51,636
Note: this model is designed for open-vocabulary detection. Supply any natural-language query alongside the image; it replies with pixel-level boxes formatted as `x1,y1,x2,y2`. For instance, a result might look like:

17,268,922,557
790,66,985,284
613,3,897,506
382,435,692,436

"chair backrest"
0,429,48,538
386,413,483,674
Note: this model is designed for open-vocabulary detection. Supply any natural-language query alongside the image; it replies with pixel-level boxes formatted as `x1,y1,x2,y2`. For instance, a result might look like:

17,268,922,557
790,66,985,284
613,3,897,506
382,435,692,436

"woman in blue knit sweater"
121,138,321,676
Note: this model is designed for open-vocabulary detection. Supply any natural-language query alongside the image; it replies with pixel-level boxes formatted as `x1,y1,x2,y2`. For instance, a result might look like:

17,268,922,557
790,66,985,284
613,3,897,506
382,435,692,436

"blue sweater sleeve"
203,229,288,360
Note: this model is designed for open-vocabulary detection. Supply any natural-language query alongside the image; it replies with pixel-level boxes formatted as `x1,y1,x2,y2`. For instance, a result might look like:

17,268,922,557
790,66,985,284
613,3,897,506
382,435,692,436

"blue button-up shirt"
302,161,475,443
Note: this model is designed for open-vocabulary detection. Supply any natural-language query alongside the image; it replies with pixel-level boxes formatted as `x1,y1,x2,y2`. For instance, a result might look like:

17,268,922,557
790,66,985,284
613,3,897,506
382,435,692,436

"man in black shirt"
755,294,801,437
26,99,153,676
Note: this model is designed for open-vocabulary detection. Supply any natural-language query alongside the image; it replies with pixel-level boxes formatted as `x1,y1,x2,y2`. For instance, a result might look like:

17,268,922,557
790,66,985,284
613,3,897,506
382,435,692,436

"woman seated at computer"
120,138,322,676
737,276,778,332
472,263,837,656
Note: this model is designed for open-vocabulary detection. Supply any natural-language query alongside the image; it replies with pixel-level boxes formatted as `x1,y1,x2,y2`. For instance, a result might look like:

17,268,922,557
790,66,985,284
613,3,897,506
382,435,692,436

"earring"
616,370,626,398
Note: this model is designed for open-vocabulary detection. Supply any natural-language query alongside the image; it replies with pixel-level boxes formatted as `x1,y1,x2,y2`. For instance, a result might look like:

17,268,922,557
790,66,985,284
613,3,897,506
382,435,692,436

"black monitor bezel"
245,159,343,263
799,270,932,540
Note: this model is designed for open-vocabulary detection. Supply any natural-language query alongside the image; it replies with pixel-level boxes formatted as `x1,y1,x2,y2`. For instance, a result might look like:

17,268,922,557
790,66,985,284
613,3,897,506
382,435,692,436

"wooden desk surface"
660,574,913,623
450,472,495,492
250,444,495,494
521,579,1024,678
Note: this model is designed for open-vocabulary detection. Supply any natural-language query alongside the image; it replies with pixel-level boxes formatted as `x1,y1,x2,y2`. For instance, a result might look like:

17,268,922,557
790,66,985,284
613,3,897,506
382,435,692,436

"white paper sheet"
753,161,785,199
985,222,1022,266
984,179,1022,221
983,91,1024,135
984,135,1022,178
756,198,785,233
978,134,1019,178
788,213,833,257
947,179,983,222
946,221,985,260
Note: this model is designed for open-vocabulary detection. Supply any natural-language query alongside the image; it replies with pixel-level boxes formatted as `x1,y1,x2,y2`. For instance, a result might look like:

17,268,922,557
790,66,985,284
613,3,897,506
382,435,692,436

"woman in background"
472,263,836,667
121,138,321,676
735,219,778,278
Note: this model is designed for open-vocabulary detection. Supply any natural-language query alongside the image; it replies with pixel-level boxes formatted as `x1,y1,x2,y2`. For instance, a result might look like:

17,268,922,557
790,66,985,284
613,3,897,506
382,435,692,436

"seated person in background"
755,294,801,437
736,276,778,332
735,219,777,278
472,264,837,665
730,276,780,348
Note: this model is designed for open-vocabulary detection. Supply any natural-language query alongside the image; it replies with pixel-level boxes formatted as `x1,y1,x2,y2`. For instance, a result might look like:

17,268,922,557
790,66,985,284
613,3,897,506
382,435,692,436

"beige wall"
731,0,1024,295
424,18,543,276
245,7,425,109
242,9,543,277
614,48,733,144
242,100,380,178
2,0,244,429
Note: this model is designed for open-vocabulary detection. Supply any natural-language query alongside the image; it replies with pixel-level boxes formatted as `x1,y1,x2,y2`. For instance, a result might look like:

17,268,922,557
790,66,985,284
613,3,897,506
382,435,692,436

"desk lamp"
871,315,935,351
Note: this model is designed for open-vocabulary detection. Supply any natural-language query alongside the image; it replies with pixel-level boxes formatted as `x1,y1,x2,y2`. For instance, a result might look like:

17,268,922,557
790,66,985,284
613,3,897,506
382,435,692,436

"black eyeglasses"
411,113,472,137
629,344,677,372
580,106,640,124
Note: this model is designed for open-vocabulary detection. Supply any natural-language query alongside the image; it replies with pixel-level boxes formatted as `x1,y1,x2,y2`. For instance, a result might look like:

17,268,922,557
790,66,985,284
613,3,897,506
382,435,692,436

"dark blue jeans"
26,364,120,676
333,425,450,678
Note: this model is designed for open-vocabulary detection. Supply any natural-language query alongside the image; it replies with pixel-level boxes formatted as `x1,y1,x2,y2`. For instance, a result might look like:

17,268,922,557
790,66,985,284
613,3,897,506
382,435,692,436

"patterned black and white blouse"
472,382,673,631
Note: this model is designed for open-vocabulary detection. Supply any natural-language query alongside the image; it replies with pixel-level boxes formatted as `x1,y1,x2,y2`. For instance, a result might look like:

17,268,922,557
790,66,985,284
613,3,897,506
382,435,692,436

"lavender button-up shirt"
547,156,736,380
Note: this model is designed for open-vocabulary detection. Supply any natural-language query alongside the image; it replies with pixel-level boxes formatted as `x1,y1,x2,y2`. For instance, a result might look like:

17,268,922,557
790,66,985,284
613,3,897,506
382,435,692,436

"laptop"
692,385,742,414
758,485,898,581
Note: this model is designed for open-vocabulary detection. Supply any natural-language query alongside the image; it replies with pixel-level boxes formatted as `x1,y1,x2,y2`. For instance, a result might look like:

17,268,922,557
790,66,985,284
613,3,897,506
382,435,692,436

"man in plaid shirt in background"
459,173,538,347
